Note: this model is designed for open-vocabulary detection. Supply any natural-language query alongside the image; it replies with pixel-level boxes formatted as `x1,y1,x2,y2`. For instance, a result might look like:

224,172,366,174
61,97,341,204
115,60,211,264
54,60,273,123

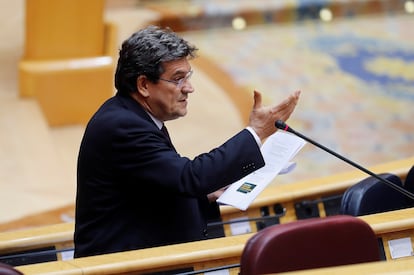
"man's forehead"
162,59,191,75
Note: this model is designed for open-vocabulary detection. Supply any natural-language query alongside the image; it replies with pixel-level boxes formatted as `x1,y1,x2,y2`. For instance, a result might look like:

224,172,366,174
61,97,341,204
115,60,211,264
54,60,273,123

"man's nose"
182,80,194,93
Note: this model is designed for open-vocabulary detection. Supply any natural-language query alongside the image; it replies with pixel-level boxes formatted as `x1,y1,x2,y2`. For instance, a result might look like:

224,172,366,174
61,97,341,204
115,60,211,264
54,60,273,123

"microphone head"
275,120,287,130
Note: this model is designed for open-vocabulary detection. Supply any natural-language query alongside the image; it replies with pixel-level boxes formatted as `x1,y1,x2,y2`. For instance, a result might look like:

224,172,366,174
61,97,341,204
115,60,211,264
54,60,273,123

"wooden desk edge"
360,207,414,234
16,234,253,274
14,207,414,274
276,258,414,275
0,223,74,253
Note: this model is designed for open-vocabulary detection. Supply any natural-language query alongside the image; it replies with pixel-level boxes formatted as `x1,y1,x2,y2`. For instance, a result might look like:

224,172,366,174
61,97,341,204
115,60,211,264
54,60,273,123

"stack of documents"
217,130,306,210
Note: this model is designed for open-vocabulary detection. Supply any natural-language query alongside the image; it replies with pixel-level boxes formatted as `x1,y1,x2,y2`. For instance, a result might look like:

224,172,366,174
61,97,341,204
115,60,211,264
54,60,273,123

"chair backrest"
404,165,414,193
339,173,410,216
403,165,414,208
0,263,23,275
239,215,380,275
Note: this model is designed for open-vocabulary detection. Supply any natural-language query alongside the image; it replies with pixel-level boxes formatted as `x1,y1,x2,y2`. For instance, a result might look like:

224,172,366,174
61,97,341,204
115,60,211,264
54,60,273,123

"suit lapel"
117,94,177,151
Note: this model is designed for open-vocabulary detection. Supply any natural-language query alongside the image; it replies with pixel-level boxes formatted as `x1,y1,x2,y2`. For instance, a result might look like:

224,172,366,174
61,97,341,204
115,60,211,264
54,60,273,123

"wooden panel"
2,157,412,257
19,0,118,126
276,258,414,275
0,223,73,255
360,207,414,261
17,260,82,275
16,233,252,274
19,56,115,125
24,0,105,60
18,21,117,125
14,208,414,274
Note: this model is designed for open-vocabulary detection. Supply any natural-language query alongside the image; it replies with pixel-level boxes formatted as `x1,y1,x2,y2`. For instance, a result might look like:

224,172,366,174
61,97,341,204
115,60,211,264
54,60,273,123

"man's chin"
178,108,188,117
166,111,187,121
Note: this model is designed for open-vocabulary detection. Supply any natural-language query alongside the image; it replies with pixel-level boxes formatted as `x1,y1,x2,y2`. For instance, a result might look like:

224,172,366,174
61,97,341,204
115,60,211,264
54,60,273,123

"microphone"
275,120,414,200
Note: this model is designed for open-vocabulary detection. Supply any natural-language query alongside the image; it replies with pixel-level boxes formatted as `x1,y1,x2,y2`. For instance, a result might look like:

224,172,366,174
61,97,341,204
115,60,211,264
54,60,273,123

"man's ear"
137,75,150,97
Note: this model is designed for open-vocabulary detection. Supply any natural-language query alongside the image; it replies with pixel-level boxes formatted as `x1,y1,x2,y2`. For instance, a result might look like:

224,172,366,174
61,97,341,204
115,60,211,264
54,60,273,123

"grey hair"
114,25,198,95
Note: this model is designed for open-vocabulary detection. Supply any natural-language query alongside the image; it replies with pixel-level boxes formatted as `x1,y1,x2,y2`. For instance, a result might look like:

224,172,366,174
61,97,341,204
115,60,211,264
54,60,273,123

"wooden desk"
361,207,414,260
0,223,73,265
277,258,414,275
220,157,414,236
1,157,413,266
16,233,251,275
14,207,414,275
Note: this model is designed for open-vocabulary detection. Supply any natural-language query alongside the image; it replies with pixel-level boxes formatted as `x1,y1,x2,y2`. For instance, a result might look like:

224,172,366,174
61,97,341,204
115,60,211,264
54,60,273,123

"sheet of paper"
217,131,306,210
388,237,413,259
229,216,252,235
205,269,230,275
61,250,74,261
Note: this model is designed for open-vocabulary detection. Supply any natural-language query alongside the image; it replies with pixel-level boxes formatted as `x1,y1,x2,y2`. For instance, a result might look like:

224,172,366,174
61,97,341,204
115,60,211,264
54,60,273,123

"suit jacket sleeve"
115,122,264,196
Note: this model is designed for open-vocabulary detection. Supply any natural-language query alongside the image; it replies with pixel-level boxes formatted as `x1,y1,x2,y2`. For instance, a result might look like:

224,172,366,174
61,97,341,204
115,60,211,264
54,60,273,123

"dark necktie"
161,124,171,142
161,124,176,151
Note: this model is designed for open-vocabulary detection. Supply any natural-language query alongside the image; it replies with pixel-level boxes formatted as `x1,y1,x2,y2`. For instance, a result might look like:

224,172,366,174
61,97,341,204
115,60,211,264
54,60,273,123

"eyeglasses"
158,70,193,89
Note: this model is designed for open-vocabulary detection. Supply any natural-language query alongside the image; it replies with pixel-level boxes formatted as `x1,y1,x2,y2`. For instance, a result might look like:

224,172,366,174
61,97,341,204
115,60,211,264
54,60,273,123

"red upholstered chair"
239,215,381,275
0,263,23,275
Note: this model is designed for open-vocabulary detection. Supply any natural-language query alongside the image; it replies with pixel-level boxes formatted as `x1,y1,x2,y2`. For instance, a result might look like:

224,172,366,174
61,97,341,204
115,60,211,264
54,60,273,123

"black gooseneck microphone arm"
275,120,414,200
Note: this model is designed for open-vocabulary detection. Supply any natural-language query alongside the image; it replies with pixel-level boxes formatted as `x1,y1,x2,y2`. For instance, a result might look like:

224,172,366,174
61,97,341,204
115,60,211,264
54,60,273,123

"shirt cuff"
246,126,262,147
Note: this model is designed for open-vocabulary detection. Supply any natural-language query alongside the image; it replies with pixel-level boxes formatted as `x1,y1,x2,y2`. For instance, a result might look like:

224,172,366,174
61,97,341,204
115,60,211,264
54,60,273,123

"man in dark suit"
74,25,300,258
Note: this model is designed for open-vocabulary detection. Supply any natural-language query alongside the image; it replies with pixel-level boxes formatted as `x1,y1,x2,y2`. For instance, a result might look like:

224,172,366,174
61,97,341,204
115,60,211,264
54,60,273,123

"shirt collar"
146,111,163,130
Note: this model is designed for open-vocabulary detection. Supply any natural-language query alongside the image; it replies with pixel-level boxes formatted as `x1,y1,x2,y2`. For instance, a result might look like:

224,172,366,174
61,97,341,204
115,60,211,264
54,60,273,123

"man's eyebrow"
170,68,192,77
